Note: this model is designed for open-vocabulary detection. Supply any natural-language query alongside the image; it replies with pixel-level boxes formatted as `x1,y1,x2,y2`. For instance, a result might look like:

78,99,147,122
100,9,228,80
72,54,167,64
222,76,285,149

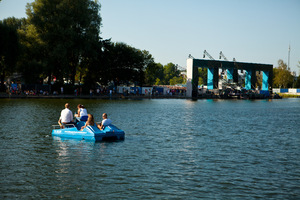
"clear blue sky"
1,0,300,75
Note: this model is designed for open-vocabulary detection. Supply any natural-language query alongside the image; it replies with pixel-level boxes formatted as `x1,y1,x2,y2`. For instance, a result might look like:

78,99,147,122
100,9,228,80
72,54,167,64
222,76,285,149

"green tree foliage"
169,76,185,85
1,17,45,84
147,62,185,85
295,61,300,88
1,0,182,91
295,76,300,88
145,62,163,85
97,42,153,87
0,19,20,91
155,78,162,85
15,18,46,83
273,59,294,88
26,0,102,85
163,63,180,85
79,39,106,88
198,68,207,85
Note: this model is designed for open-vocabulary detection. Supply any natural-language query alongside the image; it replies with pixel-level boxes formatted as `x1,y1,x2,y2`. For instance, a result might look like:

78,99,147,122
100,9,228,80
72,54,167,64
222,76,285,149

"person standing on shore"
58,103,73,128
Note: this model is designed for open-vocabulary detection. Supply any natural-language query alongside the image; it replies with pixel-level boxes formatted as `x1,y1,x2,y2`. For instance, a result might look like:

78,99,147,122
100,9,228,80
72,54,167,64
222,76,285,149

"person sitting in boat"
58,103,74,128
74,104,88,121
80,114,95,131
97,113,112,130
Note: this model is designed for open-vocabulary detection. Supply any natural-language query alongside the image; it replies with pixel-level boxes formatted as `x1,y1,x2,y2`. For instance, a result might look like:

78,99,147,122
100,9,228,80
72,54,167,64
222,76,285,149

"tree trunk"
47,71,51,85
71,62,76,86
0,69,5,92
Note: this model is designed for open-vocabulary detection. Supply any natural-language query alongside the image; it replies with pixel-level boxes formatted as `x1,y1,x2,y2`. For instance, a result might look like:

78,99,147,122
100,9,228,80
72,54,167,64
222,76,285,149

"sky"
1,0,300,75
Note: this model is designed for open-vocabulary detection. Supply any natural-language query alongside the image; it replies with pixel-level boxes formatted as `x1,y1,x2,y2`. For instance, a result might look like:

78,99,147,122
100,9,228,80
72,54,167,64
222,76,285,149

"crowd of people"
58,103,112,131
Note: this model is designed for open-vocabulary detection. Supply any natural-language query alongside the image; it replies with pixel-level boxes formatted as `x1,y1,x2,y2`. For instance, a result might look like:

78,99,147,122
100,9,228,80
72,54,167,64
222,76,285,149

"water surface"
0,98,299,199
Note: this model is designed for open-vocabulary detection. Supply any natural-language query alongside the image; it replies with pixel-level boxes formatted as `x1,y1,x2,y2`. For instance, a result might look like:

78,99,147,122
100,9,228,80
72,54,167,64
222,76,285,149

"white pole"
288,44,291,70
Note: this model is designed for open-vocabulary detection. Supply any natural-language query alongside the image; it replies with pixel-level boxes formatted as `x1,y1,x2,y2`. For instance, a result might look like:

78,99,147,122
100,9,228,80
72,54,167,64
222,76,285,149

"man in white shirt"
58,103,74,128
97,113,112,130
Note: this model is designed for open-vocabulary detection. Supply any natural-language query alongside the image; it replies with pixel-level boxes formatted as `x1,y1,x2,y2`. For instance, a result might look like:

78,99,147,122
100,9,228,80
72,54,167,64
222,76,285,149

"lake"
0,98,299,199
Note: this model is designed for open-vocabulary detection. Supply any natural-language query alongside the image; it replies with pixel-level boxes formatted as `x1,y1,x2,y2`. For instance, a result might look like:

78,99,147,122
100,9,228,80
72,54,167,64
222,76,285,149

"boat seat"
80,115,88,121
76,121,86,130
86,125,100,133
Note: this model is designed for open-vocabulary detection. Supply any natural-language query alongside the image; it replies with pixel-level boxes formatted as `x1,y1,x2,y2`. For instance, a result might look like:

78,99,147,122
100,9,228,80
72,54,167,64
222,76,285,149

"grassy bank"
279,93,300,98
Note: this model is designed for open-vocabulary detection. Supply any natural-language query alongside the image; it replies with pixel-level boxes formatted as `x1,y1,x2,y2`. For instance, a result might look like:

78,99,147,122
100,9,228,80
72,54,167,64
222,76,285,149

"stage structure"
186,58,273,98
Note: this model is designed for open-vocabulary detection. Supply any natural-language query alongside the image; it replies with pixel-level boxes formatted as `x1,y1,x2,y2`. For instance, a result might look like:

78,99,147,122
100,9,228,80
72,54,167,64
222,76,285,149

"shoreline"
0,93,188,100
1,93,298,100
0,92,300,100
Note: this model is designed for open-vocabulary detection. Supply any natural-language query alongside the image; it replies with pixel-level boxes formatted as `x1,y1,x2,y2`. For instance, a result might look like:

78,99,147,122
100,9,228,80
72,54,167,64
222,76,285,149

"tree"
81,38,110,89
99,42,153,87
162,63,180,85
26,0,102,85
295,61,300,88
146,62,184,85
295,76,300,88
0,19,20,91
273,59,294,88
169,76,185,85
198,68,207,85
155,78,162,85
145,62,163,85
13,17,47,84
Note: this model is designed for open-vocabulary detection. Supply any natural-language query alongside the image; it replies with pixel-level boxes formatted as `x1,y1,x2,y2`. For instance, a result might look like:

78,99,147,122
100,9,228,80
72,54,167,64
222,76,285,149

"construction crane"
203,50,214,60
219,51,228,61
219,51,236,62
188,54,194,59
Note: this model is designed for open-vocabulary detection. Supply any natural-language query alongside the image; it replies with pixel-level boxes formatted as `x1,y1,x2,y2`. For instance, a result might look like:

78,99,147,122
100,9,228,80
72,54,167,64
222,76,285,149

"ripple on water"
0,98,299,199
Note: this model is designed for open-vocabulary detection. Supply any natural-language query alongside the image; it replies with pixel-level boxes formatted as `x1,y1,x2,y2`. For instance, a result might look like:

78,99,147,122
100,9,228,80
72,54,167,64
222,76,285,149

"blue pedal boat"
52,120,125,141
